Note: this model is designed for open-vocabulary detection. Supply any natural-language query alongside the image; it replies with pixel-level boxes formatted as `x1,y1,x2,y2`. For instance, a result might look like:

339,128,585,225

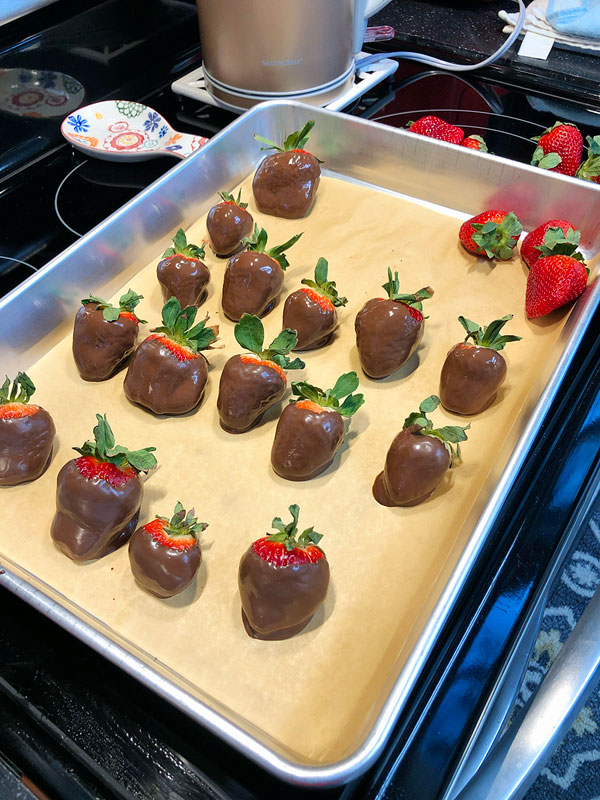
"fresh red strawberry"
461,135,488,152
355,269,433,379
373,395,470,507
407,115,464,145
271,372,364,480
440,315,521,415
576,135,600,184
222,225,302,321
0,372,55,486
217,313,304,433
459,210,522,259
157,228,210,309
526,255,588,319
283,257,347,351
124,297,218,415
520,220,583,269
253,120,321,218
238,504,330,639
129,502,207,597
206,189,254,257
73,289,145,381
51,414,156,561
531,122,583,176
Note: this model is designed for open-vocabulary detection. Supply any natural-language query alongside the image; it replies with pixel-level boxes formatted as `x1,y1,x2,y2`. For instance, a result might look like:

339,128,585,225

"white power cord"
356,0,526,73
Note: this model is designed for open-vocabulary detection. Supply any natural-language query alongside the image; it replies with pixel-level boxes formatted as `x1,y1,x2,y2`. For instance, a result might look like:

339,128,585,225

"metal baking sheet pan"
1,101,599,787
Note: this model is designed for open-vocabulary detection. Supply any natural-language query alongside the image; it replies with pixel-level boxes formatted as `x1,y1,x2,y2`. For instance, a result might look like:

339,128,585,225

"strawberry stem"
458,314,522,351
152,297,218,354
383,268,433,309
241,224,302,271
156,501,208,539
82,289,146,324
73,413,157,473
534,226,585,263
291,371,364,418
0,372,35,405
576,135,600,182
234,314,304,370
162,228,206,261
404,396,470,466
218,188,248,209
301,257,347,307
254,120,317,154
470,212,522,260
267,504,323,552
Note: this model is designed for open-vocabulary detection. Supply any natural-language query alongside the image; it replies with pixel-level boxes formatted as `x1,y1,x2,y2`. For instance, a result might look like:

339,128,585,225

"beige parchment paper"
0,173,586,765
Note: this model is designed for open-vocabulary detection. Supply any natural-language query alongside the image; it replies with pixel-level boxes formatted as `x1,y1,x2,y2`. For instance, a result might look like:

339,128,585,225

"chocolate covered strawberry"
282,257,347,351
253,120,322,218
459,211,522,260
0,372,55,486
124,297,218,415
51,414,156,561
206,189,253,257
526,255,588,319
129,502,207,598
271,372,364,481
157,228,210,309
531,122,583,176
217,314,304,433
576,135,600,184
238,504,329,640
407,115,464,144
222,225,302,321
373,396,469,507
520,220,583,269
355,269,433,379
440,315,522,415
461,135,488,152
73,289,145,381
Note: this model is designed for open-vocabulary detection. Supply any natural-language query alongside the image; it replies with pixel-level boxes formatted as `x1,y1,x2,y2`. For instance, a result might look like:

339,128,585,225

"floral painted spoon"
61,100,208,162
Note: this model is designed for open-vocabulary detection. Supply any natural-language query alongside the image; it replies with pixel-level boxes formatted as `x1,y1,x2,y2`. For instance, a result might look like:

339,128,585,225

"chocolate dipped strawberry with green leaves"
0,372,55,486
206,189,254,257
282,257,347,351
129,502,207,598
217,314,304,433
355,269,433,379
253,120,322,219
440,315,522,415
373,396,469,508
124,297,218,415
238,504,329,640
73,289,145,381
222,225,302,321
51,414,156,562
271,372,365,481
157,228,210,309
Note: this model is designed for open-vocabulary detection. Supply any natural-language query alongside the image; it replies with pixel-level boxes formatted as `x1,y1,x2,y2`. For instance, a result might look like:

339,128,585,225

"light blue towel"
546,0,600,38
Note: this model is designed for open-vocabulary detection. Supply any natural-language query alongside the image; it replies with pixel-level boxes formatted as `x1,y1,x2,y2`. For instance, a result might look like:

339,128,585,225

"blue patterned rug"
522,506,600,800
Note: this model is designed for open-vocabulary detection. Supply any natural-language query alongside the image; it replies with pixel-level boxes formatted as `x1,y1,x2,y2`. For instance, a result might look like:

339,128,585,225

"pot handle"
354,0,393,53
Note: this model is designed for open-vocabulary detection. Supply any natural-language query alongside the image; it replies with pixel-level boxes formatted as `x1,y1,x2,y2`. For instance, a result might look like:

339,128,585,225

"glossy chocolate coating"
72,303,138,381
0,407,55,486
129,526,201,598
222,251,283,321
440,343,507,415
206,203,253,257
156,255,210,309
51,459,142,561
373,425,450,507
271,402,345,481
124,337,208,415
283,289,336,351
217,355,286,433
355,298,423,379
253,151,320,219
238,547,329,639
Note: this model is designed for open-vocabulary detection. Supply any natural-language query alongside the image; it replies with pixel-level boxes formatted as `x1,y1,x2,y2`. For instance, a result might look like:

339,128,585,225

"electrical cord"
356,0,526,73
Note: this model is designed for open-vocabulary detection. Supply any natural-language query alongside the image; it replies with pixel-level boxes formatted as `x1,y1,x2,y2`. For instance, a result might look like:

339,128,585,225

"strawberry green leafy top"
535,227,585,263
162,228,206,260
458,314,522,351
0,372,35,405
267,504,323,552
219,188,248,209
383,269,433,310
152,297,218,354
291,371,365,418
82,289,146,323
74,413,157,472
404,395,469,466
471,212,522,260
576,135,600,182
241,224,302,271
155,501,208,540
254,120,321,159
301,257,347,307
234,314,304,370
